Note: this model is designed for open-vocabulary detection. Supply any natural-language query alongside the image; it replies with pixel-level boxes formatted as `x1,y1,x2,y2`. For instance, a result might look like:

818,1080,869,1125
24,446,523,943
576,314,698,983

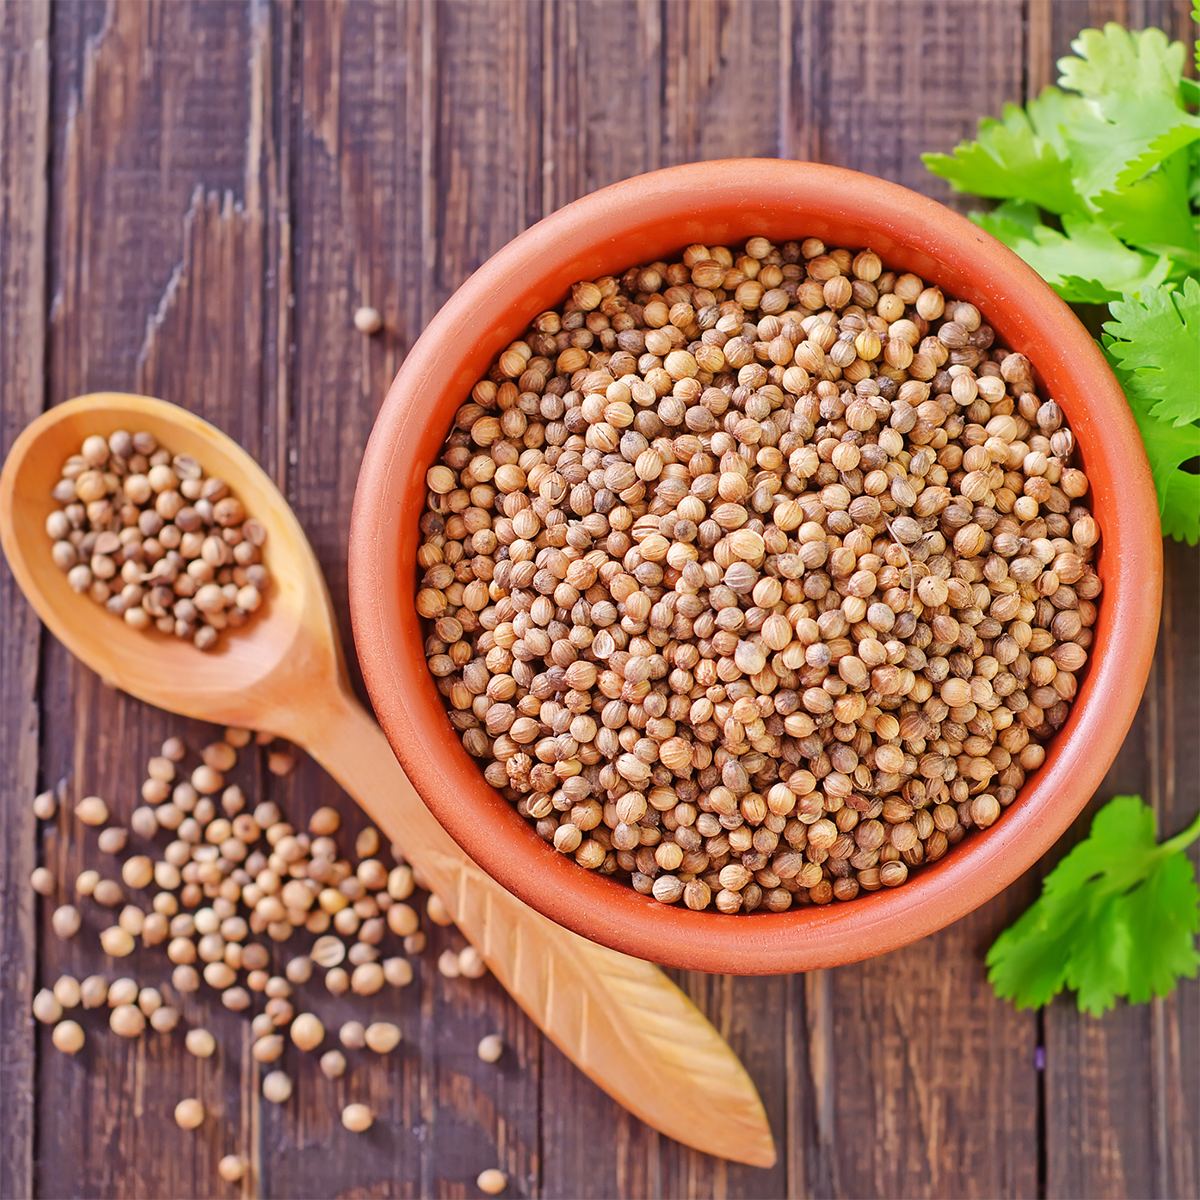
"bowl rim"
349,158,1162,975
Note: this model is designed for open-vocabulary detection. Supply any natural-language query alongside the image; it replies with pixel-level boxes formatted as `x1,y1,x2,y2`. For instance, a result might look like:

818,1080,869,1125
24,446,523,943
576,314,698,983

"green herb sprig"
924,19,1200,544
987,796,1200,1015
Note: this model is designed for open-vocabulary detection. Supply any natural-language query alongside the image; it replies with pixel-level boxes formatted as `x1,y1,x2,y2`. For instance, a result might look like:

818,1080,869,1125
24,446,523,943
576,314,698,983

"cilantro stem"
1162,811,1200,857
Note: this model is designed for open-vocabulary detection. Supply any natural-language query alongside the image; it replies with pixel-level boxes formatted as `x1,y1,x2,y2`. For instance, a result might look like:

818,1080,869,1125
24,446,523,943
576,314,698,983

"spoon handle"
289,691,776,1168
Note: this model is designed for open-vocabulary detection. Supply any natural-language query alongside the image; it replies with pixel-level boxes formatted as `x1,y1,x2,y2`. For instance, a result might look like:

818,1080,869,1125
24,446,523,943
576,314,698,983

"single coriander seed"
174,1098,205,1130
477,1035,504,1064
52,1020,85,1055
262,1070,293,1104
477,1168,508,1195
342,1103,374,1133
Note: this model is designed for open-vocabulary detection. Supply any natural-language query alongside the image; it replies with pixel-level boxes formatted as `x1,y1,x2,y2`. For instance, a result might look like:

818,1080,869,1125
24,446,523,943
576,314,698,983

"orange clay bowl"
349,159,1161,975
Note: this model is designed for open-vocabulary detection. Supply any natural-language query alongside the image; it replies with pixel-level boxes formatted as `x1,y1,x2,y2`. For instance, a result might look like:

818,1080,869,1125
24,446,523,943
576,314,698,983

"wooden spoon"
0,393,776,1168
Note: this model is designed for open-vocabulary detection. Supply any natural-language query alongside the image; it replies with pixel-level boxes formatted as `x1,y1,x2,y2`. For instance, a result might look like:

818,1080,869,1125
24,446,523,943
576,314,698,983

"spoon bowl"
0,393,340,731
0,391,776,1168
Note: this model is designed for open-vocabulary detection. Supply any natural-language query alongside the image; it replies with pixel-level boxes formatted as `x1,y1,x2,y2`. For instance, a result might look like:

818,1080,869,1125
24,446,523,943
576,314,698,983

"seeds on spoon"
44,430,271,651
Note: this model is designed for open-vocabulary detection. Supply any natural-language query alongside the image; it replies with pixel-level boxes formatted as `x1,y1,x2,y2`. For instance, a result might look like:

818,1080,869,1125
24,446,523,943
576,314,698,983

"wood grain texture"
1027,6,1198,1199
4,1,1199,1196
280,5,543,1195
37,3,279,1196
0,4,49,1199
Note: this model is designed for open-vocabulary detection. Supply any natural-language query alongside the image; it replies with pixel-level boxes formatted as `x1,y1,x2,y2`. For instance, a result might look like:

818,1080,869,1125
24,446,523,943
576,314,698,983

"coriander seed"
217,1156,246,1183
342,1104,374,1133
477,1169,508,1195
51,905,81,939
109,1004,145,1037
33,989,62,1024
52,1020,85,1055
364,1022,401,1054
262,1071,293,1104
477,1035,504,1063
174,1098,205,1130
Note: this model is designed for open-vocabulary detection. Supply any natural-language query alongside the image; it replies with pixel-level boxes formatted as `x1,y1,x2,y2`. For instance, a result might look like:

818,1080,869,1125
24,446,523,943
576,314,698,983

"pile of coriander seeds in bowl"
44,429,270,650
415,235,1101,915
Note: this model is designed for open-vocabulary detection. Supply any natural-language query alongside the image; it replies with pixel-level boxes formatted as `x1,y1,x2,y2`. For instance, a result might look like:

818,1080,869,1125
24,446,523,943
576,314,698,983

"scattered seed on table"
121,856,154,889
477,1035,504,1063
320,1050,346,1079
53,976,82,1009
100,926,135,957
185,1028,216,1058
458,947,487,979
351,963,385,996
252,1035,284,1063
51,905,81,939
33,989,62,1024
151,1006,179,1032
217,1156,246,1183
75,797,108,826
175,1098,205,1130
477,1169,508,1196
353,306,383,335
97,826,128,854
75,870,100,897
285,955,313,984
262,1071,292,1104
172,964,200,993
80,976,108,1008
93,879,122,907
342,1103,374,1133
364,1022,401,1054
382,957,413,987
339,1021,366,1049
33,790,57,820
290,1013,324,1051
52,1020,85,1055
107,978,138,1007
309,806,340,835
30,867,55,896
110,1004,145,1037
267,750,294,777
437,950,460,979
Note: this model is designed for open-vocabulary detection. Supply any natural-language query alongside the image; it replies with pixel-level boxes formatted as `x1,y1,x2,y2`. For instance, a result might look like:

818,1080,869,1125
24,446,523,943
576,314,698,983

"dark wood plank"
791,0,1027,216
269,4,543,1197
1153,544,1200,1200
0,4,50,1198
37,2,282,1195
783,4,1042,1198
1026,5,1199,1198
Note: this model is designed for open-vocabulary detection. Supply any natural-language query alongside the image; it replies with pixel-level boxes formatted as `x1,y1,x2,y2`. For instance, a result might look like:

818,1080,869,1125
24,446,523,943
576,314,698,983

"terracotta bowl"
349,159,1161,975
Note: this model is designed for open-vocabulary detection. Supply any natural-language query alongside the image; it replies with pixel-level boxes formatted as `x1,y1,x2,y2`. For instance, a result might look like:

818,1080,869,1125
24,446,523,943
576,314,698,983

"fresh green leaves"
1104,278,1200,426
1058,25,1200,198
920,92,1088,216
973,202,1171,302
1103,279,1200,543
922,16,1200,544
987,797,1200,1015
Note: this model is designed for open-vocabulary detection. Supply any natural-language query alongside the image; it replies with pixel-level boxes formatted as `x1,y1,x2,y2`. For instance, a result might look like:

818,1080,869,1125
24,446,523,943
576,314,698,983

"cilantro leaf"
1120,392,1200,544
1057,24,1200,199
987,797,1200,1015
922,90,1088,215
1092,163,1200,269
1104,278,1200,426
974,202,1172,302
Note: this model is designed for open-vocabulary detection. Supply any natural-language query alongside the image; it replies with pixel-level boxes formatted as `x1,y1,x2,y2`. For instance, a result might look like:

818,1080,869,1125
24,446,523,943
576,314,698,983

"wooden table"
1,2,1196,1196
